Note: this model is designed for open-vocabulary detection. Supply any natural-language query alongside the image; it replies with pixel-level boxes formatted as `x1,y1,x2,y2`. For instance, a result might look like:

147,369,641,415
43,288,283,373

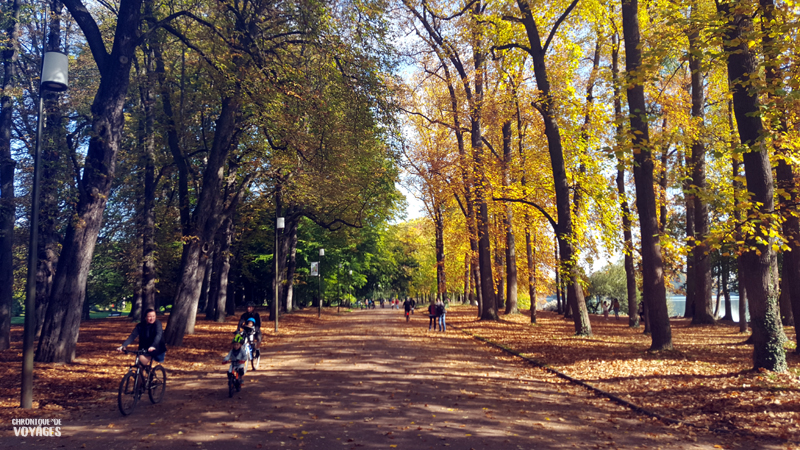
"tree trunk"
517,0,590,335
470,5,497,321
722,260,734,321
165,96,242,346
689,13,715,324
762,0,800,349
684,148,696,319
198,250,214,314
554,237,561,314
526,228,536,322
35,0,67,339
502,120,518,314
434,203,447,301
282,216,299,313
0,0,20,350
129,284,142,321
494,219,505,312
611,31,638,328
141,10,157,314
621,0,671,350
36,0,142,363
718,0,786,371
779,261,794,326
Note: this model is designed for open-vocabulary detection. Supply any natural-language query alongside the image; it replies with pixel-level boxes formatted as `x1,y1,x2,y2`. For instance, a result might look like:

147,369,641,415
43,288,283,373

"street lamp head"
41,52,68,92
319,248,324,256
348,270,352,275
276,217,285,229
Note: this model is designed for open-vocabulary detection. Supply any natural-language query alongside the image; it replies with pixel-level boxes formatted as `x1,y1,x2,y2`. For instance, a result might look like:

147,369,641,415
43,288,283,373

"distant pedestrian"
403,298,412,322
436,299,446,332
410,298,416,314
428,301,436,331
612,298,620,320
602,301,609,320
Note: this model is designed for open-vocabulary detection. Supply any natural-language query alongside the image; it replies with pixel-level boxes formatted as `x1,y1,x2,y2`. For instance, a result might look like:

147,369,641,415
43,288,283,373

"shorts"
150,351,166,363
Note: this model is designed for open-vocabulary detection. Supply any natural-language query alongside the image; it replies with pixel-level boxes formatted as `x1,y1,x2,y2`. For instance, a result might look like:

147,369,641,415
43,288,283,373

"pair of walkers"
428,300,446,332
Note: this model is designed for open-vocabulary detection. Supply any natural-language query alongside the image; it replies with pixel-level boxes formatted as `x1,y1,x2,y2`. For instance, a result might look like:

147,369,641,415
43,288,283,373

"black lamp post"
21,51,68,409
274,216,284,333
318,248,324,318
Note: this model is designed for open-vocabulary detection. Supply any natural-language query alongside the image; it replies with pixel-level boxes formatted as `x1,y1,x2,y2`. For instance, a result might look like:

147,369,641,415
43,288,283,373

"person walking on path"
436,299,446,332
602,301,609,320
428,301,437,331
611,298,620,320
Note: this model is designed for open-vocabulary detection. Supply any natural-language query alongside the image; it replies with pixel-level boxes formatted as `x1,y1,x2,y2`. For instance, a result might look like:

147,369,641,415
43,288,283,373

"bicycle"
247,339,260,371
227,362,245,397
118,349,166,415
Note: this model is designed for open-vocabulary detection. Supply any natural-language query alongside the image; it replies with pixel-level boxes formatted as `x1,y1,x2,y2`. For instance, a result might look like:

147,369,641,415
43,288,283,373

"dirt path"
2,308,777,449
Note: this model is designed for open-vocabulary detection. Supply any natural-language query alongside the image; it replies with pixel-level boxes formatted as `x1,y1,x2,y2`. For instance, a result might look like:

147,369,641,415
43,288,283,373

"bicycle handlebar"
120,348,149,355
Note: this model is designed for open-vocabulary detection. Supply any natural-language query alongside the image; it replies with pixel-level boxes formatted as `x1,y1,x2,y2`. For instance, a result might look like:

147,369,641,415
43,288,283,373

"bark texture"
622,0,672,350
719,0,786,371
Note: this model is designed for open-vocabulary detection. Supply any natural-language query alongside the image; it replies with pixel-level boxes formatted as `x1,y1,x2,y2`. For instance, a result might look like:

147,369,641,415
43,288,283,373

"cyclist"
117,308,167,381
403,297,412,322
223,333,250,385
237,301,262,350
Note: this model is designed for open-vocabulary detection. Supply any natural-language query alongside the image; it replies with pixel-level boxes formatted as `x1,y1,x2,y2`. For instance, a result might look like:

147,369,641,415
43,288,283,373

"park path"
2,307,768,449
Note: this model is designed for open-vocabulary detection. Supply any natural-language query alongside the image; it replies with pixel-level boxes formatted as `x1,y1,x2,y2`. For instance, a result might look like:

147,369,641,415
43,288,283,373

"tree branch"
62,0,109,71
493,196,558,231
543,0,580,54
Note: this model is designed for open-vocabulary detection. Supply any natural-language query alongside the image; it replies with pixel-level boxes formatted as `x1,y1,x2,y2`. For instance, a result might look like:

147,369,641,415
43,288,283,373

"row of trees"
0,0,405,361
397,0,797,372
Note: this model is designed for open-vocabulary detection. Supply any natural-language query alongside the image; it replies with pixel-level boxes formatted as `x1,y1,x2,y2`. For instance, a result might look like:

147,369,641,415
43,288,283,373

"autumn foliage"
448,306,800,442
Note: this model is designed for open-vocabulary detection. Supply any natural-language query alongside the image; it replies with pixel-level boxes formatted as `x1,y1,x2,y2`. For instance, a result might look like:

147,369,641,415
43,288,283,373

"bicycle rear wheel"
251,350,260,371
148,365,167,404
118,371,138,415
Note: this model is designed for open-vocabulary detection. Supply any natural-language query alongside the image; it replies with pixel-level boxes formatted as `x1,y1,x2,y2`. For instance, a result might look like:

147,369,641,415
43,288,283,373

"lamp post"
348,269,353,308
21,52,68,409
274,216,284,333
318,248,324,318
337,263,342,313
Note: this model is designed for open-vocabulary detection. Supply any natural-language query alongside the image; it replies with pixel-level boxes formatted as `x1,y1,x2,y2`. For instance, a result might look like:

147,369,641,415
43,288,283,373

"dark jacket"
122,320,167,354
239,311,262,330
403,299,412,311
435,303,445,316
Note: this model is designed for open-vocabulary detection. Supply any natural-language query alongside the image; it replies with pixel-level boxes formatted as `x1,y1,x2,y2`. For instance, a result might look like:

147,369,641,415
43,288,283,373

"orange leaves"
447,306,799,441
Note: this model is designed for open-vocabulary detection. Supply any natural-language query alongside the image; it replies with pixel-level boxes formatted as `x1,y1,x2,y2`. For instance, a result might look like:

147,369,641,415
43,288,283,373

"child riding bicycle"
223,333,250,389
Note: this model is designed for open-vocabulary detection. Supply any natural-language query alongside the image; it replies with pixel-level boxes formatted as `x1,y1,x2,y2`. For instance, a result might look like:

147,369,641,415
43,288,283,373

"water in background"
668,295,748,322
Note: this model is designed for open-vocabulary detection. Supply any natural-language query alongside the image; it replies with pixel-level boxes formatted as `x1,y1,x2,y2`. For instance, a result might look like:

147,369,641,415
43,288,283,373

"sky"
395,180,426,222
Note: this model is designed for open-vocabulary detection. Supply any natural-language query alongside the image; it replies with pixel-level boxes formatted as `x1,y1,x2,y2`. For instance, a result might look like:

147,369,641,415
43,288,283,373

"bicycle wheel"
118,371,138,415
228,372,235,398
148,365,167,404
251,350,260,371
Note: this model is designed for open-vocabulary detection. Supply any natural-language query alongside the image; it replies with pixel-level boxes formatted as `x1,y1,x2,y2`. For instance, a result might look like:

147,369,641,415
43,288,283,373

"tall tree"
36,0,144,363
688,4,715,324
504,0,592,335
717,0,786,371
0,0,21,350
621,0,672,350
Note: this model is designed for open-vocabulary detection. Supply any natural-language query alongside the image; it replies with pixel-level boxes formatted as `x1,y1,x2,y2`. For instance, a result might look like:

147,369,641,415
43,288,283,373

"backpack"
435,303,445,316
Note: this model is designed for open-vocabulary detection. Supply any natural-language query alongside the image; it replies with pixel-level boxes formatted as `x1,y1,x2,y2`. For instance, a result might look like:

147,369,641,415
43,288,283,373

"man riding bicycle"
237,301,262,350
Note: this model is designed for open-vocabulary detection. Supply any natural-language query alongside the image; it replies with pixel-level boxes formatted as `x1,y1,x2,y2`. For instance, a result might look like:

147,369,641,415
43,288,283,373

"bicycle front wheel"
118,371,138,415
228,372,235,398
148,365,167,404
